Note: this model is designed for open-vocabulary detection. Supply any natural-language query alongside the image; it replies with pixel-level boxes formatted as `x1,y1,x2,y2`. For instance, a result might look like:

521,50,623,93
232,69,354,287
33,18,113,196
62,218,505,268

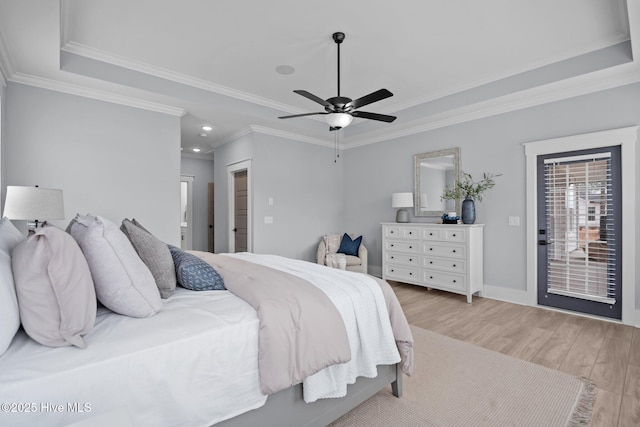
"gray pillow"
12,225,96,348
67,214,161,318
168,245,226,291
121,218,176,298
0,218,24,355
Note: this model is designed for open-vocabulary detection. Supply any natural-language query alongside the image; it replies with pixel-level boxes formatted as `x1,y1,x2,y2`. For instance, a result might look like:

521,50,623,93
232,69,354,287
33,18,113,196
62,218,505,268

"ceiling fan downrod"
333,32,345,97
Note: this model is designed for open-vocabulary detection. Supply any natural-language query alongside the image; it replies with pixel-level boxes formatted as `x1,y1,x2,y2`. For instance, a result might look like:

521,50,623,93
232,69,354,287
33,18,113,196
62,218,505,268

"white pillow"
67,214,161,318
12,225,96,348
0,218,24,355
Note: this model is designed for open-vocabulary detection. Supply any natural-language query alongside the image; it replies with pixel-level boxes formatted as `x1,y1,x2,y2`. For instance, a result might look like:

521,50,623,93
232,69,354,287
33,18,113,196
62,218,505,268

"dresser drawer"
422,257,466,274
385,252,419,266
422,270,466,292
421,243,466,259
384,226,419,239
422,227,466,242
385,240,419,253
385,264,419,282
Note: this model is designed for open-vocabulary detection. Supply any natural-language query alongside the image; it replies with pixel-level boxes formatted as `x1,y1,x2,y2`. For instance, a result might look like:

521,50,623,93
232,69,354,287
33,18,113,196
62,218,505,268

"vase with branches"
441,172,500,224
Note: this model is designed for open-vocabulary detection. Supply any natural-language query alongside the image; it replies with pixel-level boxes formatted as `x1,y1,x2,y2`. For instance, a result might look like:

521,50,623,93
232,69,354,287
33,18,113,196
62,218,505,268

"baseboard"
482,284,530,306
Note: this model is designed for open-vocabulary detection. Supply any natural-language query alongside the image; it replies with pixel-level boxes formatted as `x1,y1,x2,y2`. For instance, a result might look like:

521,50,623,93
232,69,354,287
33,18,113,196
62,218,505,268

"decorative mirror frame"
414,147,461,217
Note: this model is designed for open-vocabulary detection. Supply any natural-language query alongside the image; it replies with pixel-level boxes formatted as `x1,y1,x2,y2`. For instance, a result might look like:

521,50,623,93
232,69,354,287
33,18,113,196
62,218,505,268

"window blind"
543,152,615,304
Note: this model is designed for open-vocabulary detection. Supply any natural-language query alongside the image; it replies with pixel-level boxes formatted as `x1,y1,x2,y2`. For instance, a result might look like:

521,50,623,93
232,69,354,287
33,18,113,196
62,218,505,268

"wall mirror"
414,147,461,217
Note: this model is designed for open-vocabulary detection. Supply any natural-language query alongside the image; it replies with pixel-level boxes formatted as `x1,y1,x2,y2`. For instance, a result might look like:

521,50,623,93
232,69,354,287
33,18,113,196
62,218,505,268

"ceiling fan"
278,32,397,131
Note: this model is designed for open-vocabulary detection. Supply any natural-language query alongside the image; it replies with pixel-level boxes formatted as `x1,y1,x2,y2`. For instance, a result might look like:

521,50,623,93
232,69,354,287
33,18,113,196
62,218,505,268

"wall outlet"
508,216,520,226
264,216,273,224
268,197,274,206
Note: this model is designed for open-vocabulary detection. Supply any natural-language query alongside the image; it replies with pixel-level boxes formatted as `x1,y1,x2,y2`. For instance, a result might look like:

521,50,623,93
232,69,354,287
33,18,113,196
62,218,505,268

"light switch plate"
508,216,520,226
264,216,273,224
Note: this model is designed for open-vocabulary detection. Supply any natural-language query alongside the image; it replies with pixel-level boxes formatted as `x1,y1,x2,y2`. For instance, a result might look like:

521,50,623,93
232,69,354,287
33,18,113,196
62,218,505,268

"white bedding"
226,253,401,403
0,288,266,427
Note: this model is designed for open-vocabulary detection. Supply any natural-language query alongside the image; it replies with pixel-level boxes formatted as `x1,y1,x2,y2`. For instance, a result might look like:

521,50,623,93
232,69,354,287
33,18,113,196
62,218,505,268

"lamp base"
396,208,409,223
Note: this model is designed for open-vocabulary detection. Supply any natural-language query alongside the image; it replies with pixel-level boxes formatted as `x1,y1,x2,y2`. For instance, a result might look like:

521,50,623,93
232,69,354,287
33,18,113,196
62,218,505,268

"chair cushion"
344,255,362,266
67,214,161,318
121,218,176,299
12,225,96,348
337,233,362,256
0,218,24,355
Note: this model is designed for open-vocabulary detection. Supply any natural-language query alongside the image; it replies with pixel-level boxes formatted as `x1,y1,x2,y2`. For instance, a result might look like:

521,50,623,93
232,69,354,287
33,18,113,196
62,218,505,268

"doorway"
180,175,194,250
524,126,637,324
227,159,252,253
537,147,621,319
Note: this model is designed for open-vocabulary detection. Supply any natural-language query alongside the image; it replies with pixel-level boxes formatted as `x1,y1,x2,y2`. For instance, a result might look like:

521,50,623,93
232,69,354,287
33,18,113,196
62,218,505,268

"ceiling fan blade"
351,110,397,123
278,112,327,119
347,89,393,110
293,90,334,109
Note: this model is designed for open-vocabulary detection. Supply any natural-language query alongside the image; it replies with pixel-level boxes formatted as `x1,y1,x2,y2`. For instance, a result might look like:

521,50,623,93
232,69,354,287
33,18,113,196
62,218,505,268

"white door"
180,175,194,250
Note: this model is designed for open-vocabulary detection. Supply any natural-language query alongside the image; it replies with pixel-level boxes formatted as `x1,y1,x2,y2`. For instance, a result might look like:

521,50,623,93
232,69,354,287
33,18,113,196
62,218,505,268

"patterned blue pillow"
167,245,226,291
337,233,362,257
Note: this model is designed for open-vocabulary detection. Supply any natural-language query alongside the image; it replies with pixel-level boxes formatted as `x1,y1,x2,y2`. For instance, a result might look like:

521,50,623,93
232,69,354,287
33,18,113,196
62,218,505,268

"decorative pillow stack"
168,245,226,291
337,233,362,256
0,218,25,355
67,214,161,318
121,218,176,298
12,225,96,348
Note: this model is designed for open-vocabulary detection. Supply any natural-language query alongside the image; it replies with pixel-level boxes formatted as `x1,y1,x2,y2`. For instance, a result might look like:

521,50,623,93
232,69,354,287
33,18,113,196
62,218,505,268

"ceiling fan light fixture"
325,112,353,129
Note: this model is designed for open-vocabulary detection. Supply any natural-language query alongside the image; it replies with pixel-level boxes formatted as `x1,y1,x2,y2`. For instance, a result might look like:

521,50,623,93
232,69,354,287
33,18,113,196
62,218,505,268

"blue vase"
461,197,476,224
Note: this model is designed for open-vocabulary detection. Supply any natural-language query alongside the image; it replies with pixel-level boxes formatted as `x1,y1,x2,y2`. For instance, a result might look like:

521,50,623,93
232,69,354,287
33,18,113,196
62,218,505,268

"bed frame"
218,363,402,427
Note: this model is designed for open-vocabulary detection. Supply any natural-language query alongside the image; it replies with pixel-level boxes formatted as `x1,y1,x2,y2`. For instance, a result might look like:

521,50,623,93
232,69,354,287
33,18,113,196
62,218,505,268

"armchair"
316,233,368,274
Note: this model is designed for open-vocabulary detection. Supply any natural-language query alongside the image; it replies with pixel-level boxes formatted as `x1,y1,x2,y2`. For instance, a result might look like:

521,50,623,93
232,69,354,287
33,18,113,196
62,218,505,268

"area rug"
330,325,595,427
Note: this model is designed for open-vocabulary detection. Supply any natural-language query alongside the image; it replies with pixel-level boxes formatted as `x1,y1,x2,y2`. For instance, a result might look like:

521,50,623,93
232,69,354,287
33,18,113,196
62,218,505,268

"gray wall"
180,156,215,251
343,82,640,307
3,83,181,244
214,132,343,261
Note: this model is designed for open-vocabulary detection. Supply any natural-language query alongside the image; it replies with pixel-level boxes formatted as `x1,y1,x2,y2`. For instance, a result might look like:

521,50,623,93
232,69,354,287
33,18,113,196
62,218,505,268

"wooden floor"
391,282,640,427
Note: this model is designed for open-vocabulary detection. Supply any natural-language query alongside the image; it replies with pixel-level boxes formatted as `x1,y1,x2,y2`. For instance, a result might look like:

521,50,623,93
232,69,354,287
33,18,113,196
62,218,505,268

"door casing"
524,126,637,325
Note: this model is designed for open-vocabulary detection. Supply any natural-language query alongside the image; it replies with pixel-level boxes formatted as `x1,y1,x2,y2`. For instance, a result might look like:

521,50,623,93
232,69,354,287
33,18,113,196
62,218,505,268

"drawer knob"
409,245,413,249
390,231,394,234
391,256,394,259
429,276,433,279
429,232,433,236
452,250,456,253
429,261,433,264
391,244,394,247
453,280,457,283
453,233,456,237
429,248,433,251
409,258,412,262
391,269,394,272
409,232,413,235
409,272,413,276
453,264,456,267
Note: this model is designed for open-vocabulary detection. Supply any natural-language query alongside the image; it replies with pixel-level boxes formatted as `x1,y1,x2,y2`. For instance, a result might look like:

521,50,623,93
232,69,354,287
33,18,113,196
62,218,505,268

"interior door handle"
538,240,548,246
233,228,238,232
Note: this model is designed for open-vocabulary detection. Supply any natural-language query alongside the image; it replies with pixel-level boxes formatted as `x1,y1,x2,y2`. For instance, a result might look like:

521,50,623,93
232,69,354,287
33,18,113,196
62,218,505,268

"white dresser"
381,223,484,303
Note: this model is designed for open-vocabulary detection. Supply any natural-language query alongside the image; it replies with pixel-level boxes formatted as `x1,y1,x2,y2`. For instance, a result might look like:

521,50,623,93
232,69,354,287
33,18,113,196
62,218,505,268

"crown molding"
181,151,214,161
249,125,333,148
8,73,186,116
343,61,640,150
61,41,307,117
0,25,15,87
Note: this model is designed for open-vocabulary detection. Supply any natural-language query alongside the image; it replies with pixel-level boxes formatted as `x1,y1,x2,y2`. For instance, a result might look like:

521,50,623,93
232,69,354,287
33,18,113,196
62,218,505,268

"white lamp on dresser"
381,222,484,303
391,192,413,223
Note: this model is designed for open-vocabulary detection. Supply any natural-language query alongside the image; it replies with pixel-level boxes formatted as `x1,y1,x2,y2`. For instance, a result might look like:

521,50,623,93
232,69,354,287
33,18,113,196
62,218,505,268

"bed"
0,242,413,427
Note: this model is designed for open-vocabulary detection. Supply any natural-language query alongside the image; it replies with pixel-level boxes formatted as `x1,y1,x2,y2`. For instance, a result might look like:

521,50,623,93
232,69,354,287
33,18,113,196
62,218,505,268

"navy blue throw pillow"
337,234,362,257
167,245,226,291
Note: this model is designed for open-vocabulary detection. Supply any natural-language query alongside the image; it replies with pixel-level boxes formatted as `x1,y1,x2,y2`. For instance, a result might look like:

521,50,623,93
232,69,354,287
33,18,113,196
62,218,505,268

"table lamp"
392,192,413,223
3,186,65,233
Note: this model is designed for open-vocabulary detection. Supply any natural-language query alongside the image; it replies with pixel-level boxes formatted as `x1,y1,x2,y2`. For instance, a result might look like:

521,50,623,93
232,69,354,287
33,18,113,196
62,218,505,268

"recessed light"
193,148,201,152
275,65,295,75
201,125,213,131
199,133,208,137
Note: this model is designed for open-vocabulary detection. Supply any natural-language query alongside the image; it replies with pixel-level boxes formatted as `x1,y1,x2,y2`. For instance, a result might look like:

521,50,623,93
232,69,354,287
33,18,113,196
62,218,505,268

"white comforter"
0,289,266,427
226,253,401,403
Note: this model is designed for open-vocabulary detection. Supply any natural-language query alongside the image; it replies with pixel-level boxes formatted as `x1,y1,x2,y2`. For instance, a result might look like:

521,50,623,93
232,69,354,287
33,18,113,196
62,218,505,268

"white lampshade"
392,192,414,208
325,112,353,129
3,186,65,222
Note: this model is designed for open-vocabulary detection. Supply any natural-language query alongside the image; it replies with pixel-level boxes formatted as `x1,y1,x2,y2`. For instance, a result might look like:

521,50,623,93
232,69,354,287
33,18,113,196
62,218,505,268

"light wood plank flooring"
391,282,640,427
